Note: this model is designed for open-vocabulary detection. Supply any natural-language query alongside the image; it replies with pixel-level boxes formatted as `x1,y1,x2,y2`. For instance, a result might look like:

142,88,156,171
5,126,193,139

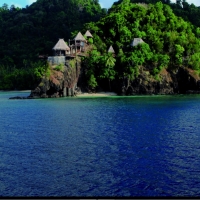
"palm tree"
101,53,116,91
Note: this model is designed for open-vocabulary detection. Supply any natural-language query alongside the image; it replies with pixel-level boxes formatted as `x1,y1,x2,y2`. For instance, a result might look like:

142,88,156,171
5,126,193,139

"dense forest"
82,0,200,91
0,0,106,89
0,0,200,90
114,0,200,27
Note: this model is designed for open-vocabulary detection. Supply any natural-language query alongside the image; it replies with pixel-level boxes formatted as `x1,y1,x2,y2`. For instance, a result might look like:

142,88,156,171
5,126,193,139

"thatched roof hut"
84,30,93,38
74,32,86,41
108,45,115,53
53,39,70,50
130,38,144,47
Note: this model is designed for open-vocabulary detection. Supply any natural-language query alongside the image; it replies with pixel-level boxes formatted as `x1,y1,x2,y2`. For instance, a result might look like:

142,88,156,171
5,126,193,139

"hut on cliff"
84,30,93,38
108,45,115,54
53,38,70,56
130,38,144,47
73,32,86,52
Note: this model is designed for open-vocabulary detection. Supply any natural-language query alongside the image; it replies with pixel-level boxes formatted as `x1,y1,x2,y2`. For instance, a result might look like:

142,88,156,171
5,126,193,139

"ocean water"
1,91,200,197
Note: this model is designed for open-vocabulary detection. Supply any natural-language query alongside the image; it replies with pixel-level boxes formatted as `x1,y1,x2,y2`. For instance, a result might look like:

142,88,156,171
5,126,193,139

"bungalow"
52,38,70,56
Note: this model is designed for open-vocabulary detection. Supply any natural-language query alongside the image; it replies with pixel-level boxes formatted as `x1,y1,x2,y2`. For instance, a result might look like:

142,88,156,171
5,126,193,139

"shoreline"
4,90,200,99
76,92,118,97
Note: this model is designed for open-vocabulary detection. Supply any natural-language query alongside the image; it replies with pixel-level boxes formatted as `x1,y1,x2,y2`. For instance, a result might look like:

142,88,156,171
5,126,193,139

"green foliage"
54,63,64,71
1,0,200,90
88,74,98,89
82,49,101,89
88,38,93,44
69,59,76,68
151,53,170,75
33,61,49,78
174,44,185,65
0,0,105,89
99,53,116,80
189,53,200,70
118,43,153,80
98,53,116,90
114,0,200,28
83,0,200,88
0,60,48,89
45,68,51,78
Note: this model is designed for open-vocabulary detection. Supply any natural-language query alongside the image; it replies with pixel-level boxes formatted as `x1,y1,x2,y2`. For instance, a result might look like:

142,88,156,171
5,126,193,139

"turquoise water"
1,91,200,197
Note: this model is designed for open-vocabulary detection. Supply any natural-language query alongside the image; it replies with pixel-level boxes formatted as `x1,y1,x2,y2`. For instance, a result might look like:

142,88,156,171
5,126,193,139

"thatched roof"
108,45,115,53
85,30,93,38
130,38,144,47
53,39,70,50
74,32,86,41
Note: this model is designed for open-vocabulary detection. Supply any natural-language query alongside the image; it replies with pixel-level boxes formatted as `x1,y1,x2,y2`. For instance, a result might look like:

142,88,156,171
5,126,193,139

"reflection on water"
1,92,200,196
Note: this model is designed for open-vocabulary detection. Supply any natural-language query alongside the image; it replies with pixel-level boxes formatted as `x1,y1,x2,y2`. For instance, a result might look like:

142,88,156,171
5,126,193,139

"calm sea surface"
1,91,200,197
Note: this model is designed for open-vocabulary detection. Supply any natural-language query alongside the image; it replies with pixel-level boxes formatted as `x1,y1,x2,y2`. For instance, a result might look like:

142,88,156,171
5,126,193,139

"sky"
0,0,200,9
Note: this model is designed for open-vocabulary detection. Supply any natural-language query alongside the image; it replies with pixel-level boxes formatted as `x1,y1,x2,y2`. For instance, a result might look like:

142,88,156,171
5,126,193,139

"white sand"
77,92,117,97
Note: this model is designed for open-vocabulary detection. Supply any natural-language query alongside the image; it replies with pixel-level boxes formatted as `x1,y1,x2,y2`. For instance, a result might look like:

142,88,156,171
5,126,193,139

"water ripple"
1,92,200,196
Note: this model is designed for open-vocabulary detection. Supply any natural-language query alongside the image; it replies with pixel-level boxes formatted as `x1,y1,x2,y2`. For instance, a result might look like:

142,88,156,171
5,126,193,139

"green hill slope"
113,0,200,28
82,0,200,92
0,0,105,89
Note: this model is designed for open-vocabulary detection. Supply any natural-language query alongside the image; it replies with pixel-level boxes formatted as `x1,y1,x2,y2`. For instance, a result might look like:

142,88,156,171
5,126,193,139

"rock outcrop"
29,58,82,98
117,66,200,95
23,61,200,99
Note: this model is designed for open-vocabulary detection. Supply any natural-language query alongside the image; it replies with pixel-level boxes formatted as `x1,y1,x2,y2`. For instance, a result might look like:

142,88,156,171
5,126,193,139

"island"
1,0,200,98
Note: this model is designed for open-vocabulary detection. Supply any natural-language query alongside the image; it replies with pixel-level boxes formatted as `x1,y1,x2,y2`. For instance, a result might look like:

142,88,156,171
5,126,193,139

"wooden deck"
65,52,85,58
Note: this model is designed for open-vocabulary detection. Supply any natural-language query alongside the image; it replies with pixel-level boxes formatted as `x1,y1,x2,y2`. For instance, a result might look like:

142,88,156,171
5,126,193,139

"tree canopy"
0,0,106,89
1,0,200,91
82,0,200,90
113,0,200,28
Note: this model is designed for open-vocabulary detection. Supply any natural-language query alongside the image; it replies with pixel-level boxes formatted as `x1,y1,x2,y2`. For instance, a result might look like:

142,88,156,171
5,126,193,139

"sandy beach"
77,92,117,97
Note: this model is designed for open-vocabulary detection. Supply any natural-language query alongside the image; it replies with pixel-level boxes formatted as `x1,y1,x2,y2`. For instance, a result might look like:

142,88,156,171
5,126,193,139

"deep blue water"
1,91,200,197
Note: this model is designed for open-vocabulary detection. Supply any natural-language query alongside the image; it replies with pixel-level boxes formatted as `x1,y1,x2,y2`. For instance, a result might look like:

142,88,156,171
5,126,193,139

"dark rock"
118,66,200,95
9,96,24,99
30,58,81,98
29,59,200,98
176,67,200,93
9,96,32,99
123,67,174,95
185,90,200,94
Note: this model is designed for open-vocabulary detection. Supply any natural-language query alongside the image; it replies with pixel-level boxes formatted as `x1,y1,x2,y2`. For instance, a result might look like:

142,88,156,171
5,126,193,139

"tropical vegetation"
82,0,200,90
0,0,106,89
1,0,200,90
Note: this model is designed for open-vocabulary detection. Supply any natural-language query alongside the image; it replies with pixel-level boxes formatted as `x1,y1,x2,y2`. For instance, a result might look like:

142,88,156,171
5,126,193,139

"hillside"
0,0,106,89
1,0,200,94
81,0,200,94
113,0,200,28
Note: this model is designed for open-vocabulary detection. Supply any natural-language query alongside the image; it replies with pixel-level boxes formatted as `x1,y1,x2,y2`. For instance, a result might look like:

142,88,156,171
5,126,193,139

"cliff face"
29,59,200,98
30,58,82,98
117,66,200,95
